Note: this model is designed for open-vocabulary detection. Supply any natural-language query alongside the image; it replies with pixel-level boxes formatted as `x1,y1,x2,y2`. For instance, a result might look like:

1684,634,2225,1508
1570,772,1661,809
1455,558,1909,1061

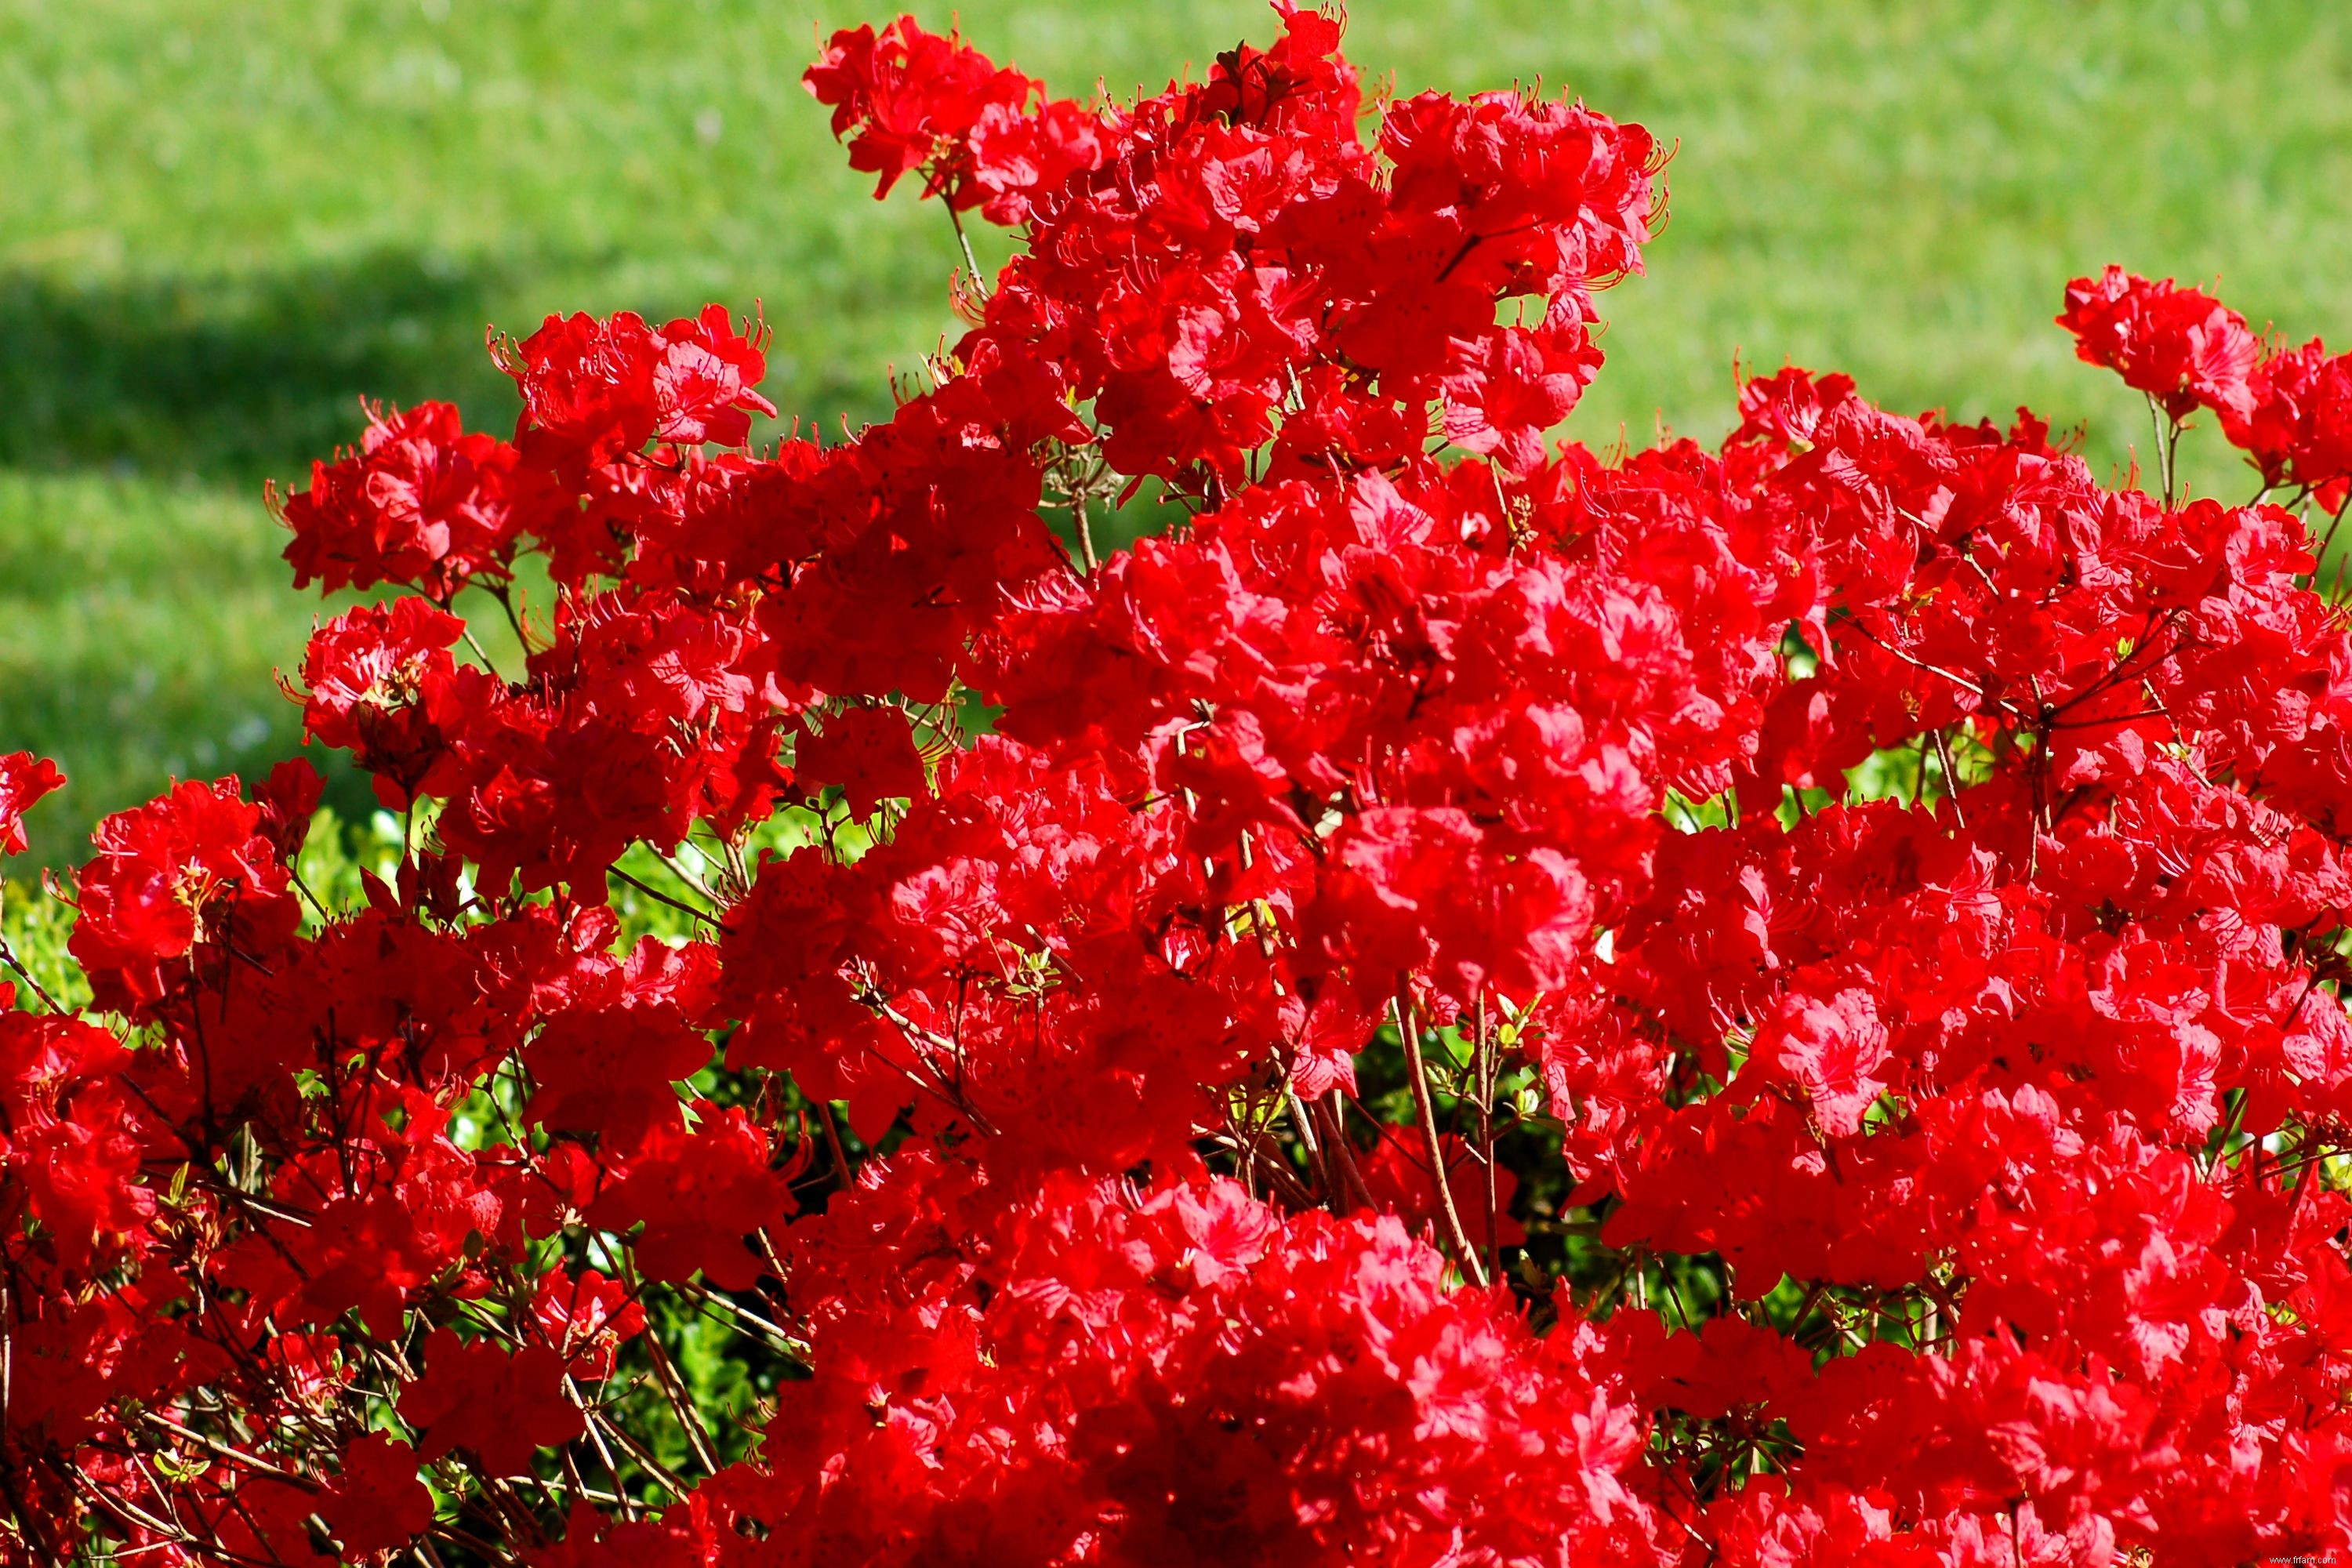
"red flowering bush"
7,6,2352,1563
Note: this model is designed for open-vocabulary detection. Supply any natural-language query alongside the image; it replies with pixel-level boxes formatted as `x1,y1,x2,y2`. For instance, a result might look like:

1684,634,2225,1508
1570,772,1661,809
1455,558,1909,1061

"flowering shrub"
6,5,2352,1563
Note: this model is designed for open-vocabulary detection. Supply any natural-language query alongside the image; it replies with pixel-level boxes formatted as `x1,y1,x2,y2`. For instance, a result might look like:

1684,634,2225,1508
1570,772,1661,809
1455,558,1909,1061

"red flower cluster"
0,750,62,856
270,398,530,600
806,14,1104,225
6,9,2352,1566
2227,336,2352,513
2056,264,2259,421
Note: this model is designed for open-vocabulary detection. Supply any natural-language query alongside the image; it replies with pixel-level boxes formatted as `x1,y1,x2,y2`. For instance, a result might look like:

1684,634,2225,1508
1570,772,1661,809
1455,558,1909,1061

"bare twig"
0,936,65,1015
607,862,731,932
1392,988,1488,1287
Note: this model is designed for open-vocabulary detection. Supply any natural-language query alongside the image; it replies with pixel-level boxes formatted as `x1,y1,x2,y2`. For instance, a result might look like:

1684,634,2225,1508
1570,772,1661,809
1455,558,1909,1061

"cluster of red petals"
805,15,1105,224
494,304,778,477
912,2,1662,488
2227,335,2352,512
6,9,2352,1568
271,398,530,600
65,769,308,1015
0,750,63,856
2057,263,2259,420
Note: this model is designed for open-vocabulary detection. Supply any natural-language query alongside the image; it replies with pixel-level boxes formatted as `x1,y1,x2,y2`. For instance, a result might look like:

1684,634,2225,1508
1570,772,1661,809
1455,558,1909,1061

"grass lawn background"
2,0,2349,865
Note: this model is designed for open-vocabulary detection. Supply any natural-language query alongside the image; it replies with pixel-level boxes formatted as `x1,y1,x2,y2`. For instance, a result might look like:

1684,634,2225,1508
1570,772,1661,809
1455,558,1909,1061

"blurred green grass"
2,0,2349,863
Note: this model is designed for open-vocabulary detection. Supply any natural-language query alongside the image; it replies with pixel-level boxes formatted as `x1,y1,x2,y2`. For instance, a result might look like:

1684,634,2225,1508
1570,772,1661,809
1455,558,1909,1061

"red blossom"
494,304,775,481
531,1268,645,1381
17,9,2352,1564
272,398,525,598
805,16,1102,223
2223,335,2352,510
0,750,63,857
67,774,302,1014
585,1104,798,1290
793,704,928,816
317,1432,434,1556
397,1327,587,1476
2059,265,2259,419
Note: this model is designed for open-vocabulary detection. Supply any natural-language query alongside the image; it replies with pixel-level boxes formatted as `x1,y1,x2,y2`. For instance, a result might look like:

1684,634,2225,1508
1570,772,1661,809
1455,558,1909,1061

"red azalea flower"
0,750,63,856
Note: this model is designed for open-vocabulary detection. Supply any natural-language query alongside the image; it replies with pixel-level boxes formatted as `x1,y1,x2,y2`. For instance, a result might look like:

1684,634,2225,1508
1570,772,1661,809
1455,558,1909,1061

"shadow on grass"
0,246,536,485
0,243,1109,866
0,246,563,864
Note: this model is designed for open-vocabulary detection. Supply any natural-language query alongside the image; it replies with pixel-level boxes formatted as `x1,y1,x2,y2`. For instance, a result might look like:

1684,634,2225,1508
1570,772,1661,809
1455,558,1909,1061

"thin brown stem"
617,1259,721,1474
1073,486,1100,572
1320,1094,1378,1213
1475,995,1501,1281
0,936,65,1015
2147,393,2177,506
1283,1084,1330,1204
607,862,731,932
140,1410,301,1481
584,1406,695,1501
945,205,990,300
1392,988,1488,1287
